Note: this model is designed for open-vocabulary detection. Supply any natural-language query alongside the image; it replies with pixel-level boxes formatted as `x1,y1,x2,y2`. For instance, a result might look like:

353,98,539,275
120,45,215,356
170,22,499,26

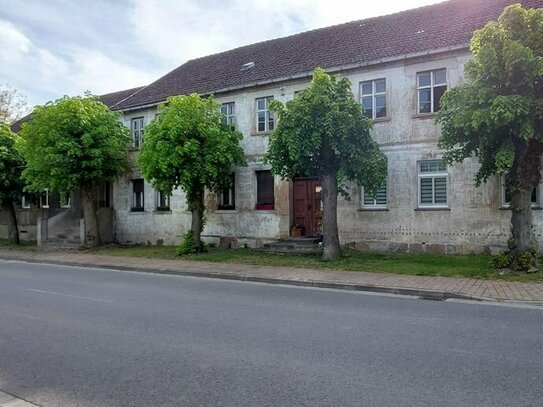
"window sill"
415,207,450,211
251,131,273,137
130,208,145,213
499,206,542,211
358,207,389,212
128,147,141,152
372,117,391,124
411,113,436,119
216,209,238,213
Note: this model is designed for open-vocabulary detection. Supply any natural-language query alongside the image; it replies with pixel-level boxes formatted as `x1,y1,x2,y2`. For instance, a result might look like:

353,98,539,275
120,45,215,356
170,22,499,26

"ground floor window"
156,190,171,211
501,176,540,208
40,189,49,209
256,170,274,210
219,173,235,210
132,179,144,211
418,160,448,207
361,181,388,209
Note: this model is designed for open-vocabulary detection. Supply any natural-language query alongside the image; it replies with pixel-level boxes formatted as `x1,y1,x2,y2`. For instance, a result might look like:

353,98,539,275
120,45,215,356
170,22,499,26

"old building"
4,0,542,254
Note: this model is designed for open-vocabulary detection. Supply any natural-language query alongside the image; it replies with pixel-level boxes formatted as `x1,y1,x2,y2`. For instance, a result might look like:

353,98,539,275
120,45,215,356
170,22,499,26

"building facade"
4,0,542,253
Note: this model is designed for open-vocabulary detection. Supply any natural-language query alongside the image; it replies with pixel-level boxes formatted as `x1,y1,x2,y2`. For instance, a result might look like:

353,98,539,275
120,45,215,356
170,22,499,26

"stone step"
261,237,323,254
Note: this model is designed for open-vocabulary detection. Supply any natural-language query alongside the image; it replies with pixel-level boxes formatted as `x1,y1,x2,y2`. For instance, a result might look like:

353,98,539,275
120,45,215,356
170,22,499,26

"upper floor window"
131,117,144,148
256,170,274,210
419,160,448,207
221,103,236,127
417,69,446,114
255,97,274,133
219,173,236,210
360,79,386,119
361,182,388,209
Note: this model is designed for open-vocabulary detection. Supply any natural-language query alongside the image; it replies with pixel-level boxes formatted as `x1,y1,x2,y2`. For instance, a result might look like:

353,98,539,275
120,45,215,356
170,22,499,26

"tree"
266,68,387,260
137,94,246,253
18,96,131,247
436,4,543,270
0,85,27,124
0,124,24,244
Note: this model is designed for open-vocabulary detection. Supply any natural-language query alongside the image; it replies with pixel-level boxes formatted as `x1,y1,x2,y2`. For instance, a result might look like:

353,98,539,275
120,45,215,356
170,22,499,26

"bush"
176,230,205,256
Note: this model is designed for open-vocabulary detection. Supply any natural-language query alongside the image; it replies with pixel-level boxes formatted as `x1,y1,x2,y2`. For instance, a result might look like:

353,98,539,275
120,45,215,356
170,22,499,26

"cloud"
0,20,31,64
0,0,442,106
0,19,154,107
129,0,442,68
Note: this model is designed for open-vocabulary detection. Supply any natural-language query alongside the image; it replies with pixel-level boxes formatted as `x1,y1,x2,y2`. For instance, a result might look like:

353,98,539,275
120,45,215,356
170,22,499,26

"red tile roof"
114,0,541,110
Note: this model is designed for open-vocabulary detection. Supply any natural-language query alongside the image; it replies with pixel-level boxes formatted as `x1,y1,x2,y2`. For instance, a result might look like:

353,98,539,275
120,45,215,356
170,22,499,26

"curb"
0,255,491,303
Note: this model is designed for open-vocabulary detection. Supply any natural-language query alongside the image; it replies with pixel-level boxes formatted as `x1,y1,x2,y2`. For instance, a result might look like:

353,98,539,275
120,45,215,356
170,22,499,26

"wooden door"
293,178,322,237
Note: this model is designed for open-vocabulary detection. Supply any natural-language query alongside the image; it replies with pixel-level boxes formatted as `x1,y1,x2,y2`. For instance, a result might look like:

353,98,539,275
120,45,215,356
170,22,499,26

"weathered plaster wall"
112,50,543,252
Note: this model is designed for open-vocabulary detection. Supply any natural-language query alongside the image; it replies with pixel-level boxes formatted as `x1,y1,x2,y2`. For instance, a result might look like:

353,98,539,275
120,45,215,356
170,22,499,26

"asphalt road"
0,260,542,407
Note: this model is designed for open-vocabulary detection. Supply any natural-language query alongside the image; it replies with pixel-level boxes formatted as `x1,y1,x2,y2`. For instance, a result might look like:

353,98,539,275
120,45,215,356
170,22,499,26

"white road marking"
27,289,114,303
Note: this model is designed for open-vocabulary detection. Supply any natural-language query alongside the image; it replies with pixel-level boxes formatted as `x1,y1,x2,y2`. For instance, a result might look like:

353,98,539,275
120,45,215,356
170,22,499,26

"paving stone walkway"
1,249,542,303
0,390,40,407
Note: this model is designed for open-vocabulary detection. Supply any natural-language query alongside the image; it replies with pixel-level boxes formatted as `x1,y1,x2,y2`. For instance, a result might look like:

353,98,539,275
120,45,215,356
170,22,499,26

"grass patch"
94,245,543,282
0,239,38,250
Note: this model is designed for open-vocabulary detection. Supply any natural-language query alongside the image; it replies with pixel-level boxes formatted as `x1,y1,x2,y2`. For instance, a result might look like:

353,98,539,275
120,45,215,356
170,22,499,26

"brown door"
293,178,322,237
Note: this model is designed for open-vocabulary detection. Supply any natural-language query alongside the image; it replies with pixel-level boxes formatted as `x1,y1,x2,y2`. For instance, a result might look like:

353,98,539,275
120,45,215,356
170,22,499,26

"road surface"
0,260,542,406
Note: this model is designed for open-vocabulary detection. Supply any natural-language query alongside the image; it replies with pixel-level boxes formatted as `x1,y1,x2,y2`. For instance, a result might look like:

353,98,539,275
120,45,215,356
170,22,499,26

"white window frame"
361,182,388,209
132,179,145,211
501,175,540,208
131,117,144,149
219,173,236,210
40,189,49,209
156,190,171,211
221,102,236,127
21,195,31,209
418,160,448,208
60,192,71,208
360,78,387,120
255,97,274,133
417,69,446,114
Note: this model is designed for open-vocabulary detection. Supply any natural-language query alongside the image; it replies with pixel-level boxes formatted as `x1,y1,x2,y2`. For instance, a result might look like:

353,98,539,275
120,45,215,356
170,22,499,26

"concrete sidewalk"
1,249,542,304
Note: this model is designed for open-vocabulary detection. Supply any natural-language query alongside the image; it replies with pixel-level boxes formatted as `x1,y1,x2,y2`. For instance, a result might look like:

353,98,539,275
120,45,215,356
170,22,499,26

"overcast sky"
0,0,443,108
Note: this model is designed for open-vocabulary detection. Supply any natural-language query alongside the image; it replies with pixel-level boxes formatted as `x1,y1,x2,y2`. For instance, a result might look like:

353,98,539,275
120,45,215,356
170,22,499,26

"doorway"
292,177,322,237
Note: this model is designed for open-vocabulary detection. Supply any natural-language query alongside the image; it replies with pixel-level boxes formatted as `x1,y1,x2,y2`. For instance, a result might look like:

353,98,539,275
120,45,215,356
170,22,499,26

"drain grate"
419,295,446,301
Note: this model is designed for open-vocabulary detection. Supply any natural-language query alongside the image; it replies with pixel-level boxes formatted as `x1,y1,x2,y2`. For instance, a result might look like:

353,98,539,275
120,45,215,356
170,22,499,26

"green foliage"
491,248,539,271
176,230,205,256
436,4,543,185
17,96,131,193
0,123,24,204
490,251,512,269
266,68,387,196
137,94,246,206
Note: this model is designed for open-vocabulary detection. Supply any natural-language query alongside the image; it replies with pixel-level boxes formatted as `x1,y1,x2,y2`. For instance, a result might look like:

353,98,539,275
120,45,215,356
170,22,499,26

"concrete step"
261,237,323,254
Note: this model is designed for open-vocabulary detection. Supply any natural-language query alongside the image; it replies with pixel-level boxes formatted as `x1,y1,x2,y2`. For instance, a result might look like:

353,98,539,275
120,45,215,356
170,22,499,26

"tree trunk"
190,187,205,251
2,201,19,245
507,139,542,270
320,172,341,260
82,185,101,248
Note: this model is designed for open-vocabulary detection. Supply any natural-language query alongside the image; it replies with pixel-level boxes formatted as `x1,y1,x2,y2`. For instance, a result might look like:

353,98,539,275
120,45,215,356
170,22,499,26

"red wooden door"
293,178,322,237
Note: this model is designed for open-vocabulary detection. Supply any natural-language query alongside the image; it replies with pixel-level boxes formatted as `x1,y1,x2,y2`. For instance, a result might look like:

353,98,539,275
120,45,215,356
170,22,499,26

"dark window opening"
132,179,144,211
256,170,274,210
219,173,236,210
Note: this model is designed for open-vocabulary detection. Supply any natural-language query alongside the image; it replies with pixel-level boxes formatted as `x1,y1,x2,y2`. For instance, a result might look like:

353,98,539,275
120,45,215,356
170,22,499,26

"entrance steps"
261,237,322,254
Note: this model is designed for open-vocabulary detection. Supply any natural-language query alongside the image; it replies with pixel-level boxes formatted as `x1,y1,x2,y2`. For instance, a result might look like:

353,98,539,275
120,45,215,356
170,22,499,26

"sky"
0,0,443,108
